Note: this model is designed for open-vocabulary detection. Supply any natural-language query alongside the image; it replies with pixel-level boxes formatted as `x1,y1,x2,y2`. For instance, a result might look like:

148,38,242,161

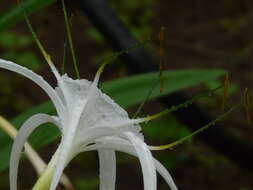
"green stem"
32,148,60,190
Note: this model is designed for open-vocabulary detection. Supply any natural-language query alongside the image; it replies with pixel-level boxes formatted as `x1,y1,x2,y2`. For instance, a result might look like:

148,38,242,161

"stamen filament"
144,85,223,122
18,1,55,68
149,103,240,151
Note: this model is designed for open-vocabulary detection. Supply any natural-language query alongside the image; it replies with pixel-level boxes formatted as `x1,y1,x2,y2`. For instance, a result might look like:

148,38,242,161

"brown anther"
158,26,166,93
69,13,74,26
158,26,165,57
243,88,251,125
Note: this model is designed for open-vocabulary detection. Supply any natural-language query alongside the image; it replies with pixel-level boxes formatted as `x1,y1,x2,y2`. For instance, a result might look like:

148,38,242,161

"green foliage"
109,0,154,39
0,0,56,32
74,178,98,190
0,31,42,118
86,0,154,56
86,0,154,44
15,52,41,71
220,17,247,36
85,28,104,44
142,116,191,169
205,79,238,96
0,31,42,71
0,69,225,172
0,32,32,49
0,145,12,171
142,116,189,141
198,79,239,108
102,69,225,108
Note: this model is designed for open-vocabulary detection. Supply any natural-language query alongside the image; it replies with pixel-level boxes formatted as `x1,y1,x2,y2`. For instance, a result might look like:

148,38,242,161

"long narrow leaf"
102,69,225,108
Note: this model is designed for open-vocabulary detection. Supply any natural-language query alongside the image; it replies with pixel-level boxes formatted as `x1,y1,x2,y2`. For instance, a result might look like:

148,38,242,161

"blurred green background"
0,0,253,189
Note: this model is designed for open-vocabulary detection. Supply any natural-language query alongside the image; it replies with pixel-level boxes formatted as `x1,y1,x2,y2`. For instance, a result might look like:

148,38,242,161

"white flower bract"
0,58,178,190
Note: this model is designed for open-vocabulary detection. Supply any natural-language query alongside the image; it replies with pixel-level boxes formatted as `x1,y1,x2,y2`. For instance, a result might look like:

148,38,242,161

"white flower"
0,58,177,190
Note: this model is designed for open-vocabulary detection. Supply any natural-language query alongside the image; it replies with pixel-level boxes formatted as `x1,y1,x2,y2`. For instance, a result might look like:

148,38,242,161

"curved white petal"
98,150,116,190
54,126,137,190
75,119,142,143
0,59,65,117
49,132,73,190
51,71,72,114
153,160,178,190
74,126,134,150
73,70,108,133
125,132,157,190
55,75,91,115
83,138,178,190
9,114,61,190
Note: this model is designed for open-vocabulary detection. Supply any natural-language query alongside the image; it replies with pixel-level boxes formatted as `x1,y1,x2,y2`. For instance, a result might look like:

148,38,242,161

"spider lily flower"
0,58,177,190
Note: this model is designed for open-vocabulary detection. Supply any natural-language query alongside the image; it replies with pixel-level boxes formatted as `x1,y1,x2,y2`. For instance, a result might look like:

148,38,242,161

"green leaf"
102,69,226,108
0,0,56,32
0,32,18,49
0,69,225,172
11,101,55,127
0,144,12,171
74,177,98,190
142,116,190,141
16,52,42,71
86,28,104,44
0,32,32,49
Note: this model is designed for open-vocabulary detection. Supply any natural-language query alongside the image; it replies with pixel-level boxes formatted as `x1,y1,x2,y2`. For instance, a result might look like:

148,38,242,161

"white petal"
74,125,135,149
77,88,130,131
75,119,142,143
49,132,73,190
9,114,61,190
50,61,126,190
98,150,116,190
83,138,178,190
125,132,157,190
49,76,101,190
76,71,129,133
55,75,91,107
0,59,65,117
49,64,72,106
49,114,84,190
153,159,178,190
54,75,74,114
